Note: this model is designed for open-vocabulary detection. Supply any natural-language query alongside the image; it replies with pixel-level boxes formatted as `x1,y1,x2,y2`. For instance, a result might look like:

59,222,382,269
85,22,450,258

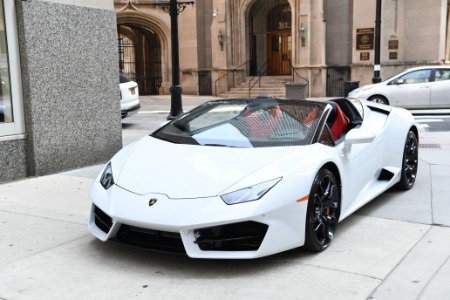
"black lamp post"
153,1,195,119
373,0,382,83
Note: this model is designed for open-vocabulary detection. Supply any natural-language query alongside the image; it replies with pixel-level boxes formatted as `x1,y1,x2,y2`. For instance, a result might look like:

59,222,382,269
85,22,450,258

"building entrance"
267,32,291,75
248,1,292,76
117,24,162,95
267,3,291,75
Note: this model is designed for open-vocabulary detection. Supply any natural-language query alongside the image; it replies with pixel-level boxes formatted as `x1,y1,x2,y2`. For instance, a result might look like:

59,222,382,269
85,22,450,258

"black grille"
194,221,269,251
116,225,186,254
94,205,113,234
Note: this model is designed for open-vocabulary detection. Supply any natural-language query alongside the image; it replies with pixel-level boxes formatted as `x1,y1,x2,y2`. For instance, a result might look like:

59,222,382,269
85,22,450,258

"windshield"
152,99,326,148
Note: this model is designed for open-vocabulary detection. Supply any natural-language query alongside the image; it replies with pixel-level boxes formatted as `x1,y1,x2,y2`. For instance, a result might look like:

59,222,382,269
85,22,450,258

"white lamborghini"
88,98,418,259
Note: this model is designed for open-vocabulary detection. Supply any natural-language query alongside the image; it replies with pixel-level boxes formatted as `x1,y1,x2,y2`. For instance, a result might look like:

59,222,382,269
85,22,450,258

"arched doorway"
267,4,291,75
248,0,292,76
118,24,162,95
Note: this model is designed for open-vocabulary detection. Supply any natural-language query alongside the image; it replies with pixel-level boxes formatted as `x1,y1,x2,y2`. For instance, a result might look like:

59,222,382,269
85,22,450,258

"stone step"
219,76,292,99
219,90,286,99
229,87,286,92
218,94,287,99
235,83,290,88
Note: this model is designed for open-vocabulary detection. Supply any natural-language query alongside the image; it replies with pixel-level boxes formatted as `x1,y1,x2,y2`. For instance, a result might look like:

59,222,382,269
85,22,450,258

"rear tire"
396,130,419,190
304,169,340,252
368,95,389,105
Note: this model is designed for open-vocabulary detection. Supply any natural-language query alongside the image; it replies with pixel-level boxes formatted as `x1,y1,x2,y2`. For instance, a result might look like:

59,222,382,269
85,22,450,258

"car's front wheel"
397,130,419,190
368,95,389,105
304,169,340,252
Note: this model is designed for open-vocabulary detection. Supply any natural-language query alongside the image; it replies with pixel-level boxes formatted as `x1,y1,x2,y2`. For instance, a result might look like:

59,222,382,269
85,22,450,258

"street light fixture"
152,0,195,120
217,30,224,51
299,23,306,47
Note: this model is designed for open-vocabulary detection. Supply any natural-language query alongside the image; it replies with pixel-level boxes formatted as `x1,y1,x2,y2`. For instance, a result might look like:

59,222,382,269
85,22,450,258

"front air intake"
116,225,186,254
194,221,269,251
378,168,394,181
94,205,113,234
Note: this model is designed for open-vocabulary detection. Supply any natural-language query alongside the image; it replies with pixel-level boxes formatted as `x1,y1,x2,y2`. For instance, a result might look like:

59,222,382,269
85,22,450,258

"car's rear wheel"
368,95,389,105
304,169,340,252
397,130,418,190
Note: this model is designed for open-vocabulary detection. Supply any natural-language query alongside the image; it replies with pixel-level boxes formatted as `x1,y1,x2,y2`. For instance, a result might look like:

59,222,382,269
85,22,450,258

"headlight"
100,162,114,190
221,178,281,205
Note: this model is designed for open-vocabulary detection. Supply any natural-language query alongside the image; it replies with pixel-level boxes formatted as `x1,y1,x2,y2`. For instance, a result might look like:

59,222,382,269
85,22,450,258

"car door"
389,69,432,108
333,105,386,216
430,68,450,108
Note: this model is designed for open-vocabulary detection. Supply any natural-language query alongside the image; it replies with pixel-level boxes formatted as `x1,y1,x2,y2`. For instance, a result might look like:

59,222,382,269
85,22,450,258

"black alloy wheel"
304,169,340,252
397,130,419,190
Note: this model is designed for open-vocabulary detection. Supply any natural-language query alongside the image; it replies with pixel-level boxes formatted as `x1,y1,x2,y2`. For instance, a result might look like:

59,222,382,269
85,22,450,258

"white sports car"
88,98,418,259
119,75,140,119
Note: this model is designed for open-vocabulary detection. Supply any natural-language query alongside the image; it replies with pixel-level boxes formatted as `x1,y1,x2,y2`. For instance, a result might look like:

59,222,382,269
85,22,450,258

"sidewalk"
1,96,449,300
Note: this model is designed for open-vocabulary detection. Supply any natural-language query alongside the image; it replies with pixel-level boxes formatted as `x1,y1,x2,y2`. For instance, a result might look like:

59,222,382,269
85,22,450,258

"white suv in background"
349,66,450,109
119,75,140,119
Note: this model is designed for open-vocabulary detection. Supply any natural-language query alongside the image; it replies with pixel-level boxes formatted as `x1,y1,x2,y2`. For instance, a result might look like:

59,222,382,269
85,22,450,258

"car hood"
115,136,309,198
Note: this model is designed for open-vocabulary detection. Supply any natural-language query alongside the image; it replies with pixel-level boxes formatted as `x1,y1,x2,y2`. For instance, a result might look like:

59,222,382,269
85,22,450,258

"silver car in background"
349,66,450,108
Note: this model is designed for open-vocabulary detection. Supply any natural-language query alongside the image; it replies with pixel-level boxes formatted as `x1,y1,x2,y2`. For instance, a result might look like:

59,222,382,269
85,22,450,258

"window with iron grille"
117,24,162,95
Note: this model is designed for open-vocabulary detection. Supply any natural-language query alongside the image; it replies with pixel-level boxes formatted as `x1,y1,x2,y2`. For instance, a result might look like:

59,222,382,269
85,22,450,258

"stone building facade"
115,0,450,97
2,0,448,182
0,0,122,183
351,0,450,85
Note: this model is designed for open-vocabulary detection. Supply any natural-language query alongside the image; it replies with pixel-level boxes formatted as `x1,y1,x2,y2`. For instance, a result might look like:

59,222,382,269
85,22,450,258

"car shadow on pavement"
86,237,313,276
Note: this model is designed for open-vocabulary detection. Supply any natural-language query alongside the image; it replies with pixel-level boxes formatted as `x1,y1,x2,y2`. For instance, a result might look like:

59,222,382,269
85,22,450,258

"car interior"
325,99,363,142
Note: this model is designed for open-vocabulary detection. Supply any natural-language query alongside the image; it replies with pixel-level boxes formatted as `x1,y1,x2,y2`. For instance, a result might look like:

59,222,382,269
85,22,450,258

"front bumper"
88,182,307,259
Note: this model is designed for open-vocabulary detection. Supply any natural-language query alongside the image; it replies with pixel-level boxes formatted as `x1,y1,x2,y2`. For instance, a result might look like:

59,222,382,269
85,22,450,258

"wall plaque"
360,52,370,61
356,28,374,50
389,52,398,60
389,40,399,50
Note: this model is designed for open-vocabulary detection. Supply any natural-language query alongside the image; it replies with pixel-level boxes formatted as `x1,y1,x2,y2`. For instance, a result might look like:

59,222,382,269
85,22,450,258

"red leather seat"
327,102,350,140
243,106,282,138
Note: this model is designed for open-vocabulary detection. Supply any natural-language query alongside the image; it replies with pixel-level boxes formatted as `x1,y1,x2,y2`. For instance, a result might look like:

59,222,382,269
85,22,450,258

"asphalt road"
415,115,450,132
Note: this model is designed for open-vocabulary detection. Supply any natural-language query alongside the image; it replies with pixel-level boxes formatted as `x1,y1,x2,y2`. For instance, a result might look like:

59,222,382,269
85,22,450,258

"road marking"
415,119,444,123
138,111,170,114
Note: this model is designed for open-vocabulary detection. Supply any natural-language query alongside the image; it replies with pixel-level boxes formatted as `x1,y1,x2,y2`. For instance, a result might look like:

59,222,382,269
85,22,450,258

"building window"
0,0,12,123
0,0,24,139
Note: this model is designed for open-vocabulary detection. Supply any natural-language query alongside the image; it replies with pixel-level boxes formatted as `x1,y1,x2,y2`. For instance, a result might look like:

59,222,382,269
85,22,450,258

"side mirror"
345,128,376,145
343,128,376,154
395,79,404,85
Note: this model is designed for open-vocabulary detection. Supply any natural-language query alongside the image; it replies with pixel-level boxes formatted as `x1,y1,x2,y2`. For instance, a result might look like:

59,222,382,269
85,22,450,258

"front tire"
397,130,418,190
304,169,340,252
